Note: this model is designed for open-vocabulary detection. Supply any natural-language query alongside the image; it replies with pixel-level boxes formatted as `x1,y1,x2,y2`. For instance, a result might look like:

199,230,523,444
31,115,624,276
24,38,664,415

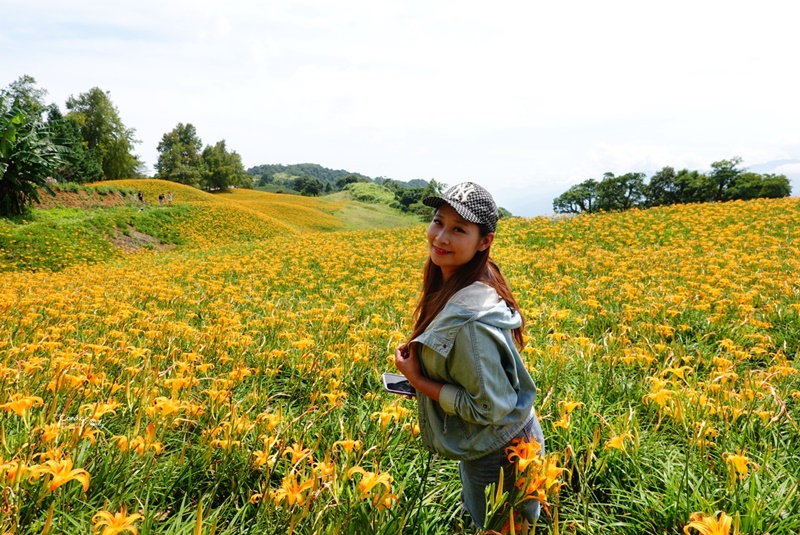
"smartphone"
382,373,416,396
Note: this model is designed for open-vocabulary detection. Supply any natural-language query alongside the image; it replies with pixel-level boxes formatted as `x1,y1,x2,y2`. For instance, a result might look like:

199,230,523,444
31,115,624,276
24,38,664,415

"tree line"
1,75,145,216
0,75,252,217
553,158,792,214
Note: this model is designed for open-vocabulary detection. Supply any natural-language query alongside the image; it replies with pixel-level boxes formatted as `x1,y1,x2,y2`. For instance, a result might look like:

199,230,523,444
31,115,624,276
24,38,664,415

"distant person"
137,191,143,203
158,193,165,206
394,182,544,530
167,192,173,205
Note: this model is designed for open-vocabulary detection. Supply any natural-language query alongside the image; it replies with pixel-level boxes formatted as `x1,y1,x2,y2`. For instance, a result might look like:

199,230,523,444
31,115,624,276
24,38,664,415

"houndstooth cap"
423,182,499,233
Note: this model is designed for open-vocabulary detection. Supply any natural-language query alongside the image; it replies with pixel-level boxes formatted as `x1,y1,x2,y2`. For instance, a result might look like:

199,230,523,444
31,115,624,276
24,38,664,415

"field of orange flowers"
1,188,799,534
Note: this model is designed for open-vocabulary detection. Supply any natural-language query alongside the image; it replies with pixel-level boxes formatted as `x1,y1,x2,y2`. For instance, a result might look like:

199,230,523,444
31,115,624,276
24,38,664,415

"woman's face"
427,204,494,281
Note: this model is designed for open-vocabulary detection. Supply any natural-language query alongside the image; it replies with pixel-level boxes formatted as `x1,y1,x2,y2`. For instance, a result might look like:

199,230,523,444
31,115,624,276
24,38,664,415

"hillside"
0,180,419,271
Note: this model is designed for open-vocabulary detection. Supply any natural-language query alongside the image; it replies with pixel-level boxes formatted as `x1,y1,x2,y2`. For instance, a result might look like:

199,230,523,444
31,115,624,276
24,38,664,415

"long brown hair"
409,223,526,348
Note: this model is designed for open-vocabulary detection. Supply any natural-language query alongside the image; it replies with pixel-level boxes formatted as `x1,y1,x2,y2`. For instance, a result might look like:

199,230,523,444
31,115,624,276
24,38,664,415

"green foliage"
336,174,368,190
595,172,646,211
201,140,250,191
50,182,136,197
710,156,743,201
155,123,204,187
553,179,598,214
291,175,325,196
65,87,141,180
2,75,48,116
249,163,370,189
46,105,104,183
345,182,396,204
554,157,793,214
0,97,62,217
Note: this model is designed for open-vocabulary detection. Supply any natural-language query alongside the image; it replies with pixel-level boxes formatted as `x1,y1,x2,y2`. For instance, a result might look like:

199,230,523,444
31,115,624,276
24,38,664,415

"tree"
201,140,249,191
65,87,140,180
726,172,791,200
0,97,62,216
155,123,204,187
292,175,324,196
553,179,598,214
3,75,48,117
404,179,445,217
709,156,743,201
596,172,645,211
46,106,103,183
645,167,679,207
335,174,366,190
757,174,792,198
673,169,713,204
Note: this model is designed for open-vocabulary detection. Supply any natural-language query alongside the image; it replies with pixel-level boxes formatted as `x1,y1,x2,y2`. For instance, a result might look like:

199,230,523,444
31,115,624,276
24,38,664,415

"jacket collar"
412,282,521,357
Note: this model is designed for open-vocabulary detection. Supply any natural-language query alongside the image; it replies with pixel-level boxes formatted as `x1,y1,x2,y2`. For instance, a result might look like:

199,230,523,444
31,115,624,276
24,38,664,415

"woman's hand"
394,343,443,402
394,343,420,379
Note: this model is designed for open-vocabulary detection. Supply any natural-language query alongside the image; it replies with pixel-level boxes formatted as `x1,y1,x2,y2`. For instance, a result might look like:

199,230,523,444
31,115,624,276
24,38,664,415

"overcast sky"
3,0,799,216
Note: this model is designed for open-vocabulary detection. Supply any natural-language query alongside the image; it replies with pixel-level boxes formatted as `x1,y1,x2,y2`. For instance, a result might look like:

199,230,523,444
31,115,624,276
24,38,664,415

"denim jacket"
412,281,537,461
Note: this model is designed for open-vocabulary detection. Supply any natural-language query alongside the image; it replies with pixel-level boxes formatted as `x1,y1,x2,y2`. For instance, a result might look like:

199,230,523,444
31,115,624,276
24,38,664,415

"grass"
321,192,421,230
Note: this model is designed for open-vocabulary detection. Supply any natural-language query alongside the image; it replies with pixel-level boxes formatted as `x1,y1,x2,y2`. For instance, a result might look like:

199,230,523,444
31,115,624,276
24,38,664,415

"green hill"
0,180,420,272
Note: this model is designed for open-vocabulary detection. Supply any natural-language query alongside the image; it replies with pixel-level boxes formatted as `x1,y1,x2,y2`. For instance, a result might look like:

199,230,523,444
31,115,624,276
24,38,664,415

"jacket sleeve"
438,321,520,425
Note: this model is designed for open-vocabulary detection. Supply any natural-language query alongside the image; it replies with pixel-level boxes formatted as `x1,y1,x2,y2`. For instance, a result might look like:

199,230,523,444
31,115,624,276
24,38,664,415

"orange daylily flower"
683,511,732,535
605,432,634,452
271,472,315,507
333,439,363,453
1,394,44,417
347,466,393,497
92,507,142,535
34,458,90,492
282,442,312,464
505,437,543,472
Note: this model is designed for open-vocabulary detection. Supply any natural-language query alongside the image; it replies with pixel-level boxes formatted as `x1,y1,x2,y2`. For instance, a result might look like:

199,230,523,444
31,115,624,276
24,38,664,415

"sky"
3,0,799,216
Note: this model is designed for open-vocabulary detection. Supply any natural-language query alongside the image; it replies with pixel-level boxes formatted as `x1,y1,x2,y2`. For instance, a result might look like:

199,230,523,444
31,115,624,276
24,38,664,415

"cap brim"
422,195,444,208
423,196,482,225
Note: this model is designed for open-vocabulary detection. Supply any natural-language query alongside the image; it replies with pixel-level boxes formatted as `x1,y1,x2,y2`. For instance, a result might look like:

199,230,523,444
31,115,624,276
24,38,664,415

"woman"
394,181,544,529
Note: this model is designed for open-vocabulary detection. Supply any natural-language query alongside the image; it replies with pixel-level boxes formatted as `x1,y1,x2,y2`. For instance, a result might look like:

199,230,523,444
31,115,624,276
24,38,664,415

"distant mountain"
246,163,427,189
246,163,369,185
748,159,800,175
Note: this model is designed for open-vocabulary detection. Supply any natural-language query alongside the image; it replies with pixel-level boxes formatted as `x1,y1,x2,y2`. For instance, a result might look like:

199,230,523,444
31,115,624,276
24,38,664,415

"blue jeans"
458,414,545,529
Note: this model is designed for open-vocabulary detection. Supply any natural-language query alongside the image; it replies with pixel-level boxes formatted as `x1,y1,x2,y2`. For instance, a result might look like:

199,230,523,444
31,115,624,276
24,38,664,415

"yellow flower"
605,432,633,452
683,511,732,535
371,410,395,428
515,454,564,502
34,458,90,492
724,452,754,485
505,437,543,472
81,401,120,420
552,413,571,429
558,400,583,414
282,442,312,464
271,473,315,507
1,394,44,417
333,439,362,454
313,460,335,478
92,507,142,535
643,389,673,407
347,466,393,497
